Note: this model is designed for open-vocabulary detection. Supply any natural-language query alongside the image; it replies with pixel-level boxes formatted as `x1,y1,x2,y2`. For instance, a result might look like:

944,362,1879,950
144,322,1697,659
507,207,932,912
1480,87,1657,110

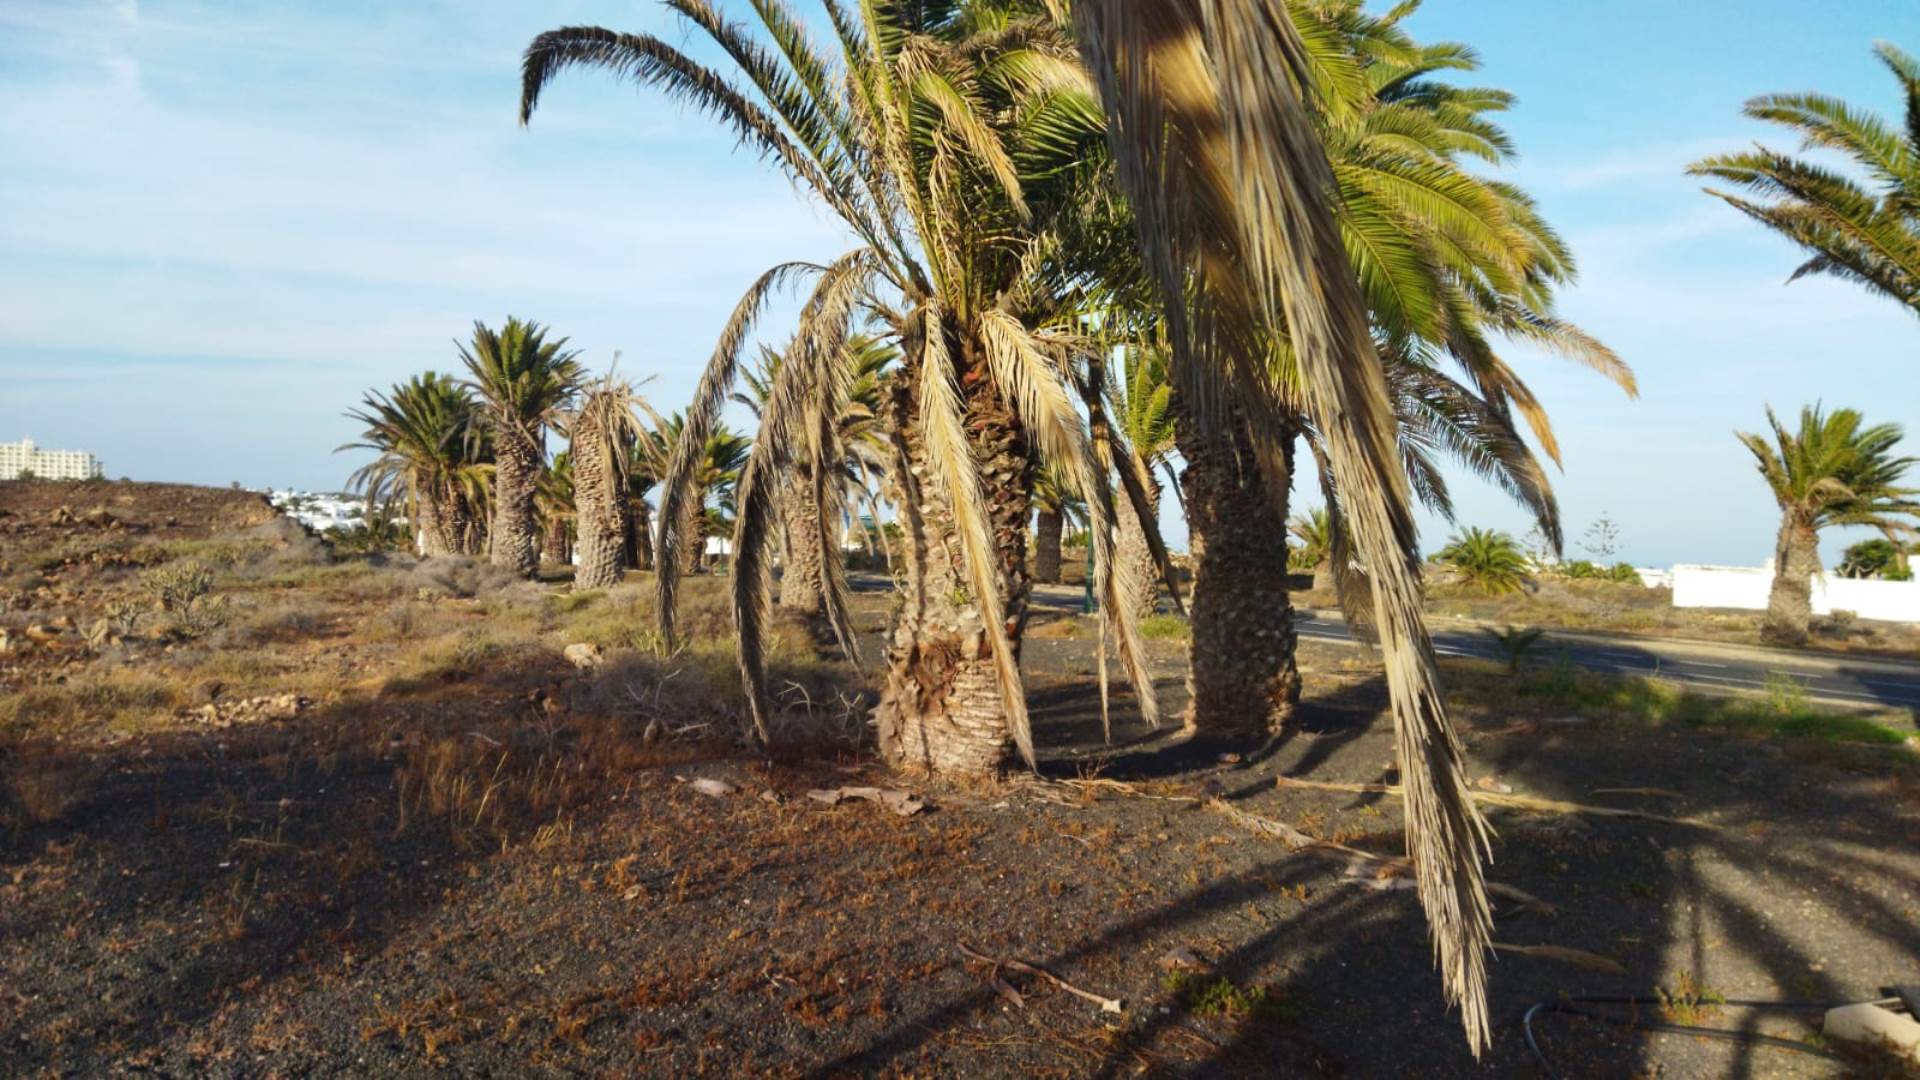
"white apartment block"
0,439,103,481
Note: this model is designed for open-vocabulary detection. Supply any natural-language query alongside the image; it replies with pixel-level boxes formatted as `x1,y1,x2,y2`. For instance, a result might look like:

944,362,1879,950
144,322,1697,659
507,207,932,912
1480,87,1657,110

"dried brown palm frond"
653,257,847,650
978,309,1157,730
1071,0,1494,1051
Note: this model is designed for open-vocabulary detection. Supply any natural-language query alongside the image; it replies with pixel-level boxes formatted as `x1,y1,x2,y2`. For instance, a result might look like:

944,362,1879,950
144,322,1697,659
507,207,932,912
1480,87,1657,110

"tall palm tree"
1688,42,1920,318
1737,405,1918,644
340,372,490,558
522,0,1160,772
1126,0,1629,741
459,318,585,577
1070,0,1496,1050
568,379,650,589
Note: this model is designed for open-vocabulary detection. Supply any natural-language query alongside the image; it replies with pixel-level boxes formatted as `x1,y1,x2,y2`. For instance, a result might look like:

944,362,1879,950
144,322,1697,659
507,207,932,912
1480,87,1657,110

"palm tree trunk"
491,429,542,577
573,430,628,590
875,356,1032,778
680,498,705,575
628,496,656,572
414,485,454,558
1116,467,1161,621
779,466,825,614
1034,508,1064,583
1764,515,1819,646
1176,405,1300,735
543,516,573,569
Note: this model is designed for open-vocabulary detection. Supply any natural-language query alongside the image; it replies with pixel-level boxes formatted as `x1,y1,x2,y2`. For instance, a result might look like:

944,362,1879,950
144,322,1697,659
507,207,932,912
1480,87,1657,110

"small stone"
1158,947,1207,972
563,642,605,670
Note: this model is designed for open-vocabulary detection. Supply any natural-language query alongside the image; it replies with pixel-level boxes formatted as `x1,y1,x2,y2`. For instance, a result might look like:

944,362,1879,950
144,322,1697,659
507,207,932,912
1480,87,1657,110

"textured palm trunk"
779,466,825,615
875,341,1033,778
1176,406,1300,735
490,428,542,577
1034,508,1064,583
627,496,656,572
573,431,629,591
1312,561,1334,595
680,498,705,575
541,516,572,569
414,485,456,558
1116,469,1161,622
1764,516,1818,646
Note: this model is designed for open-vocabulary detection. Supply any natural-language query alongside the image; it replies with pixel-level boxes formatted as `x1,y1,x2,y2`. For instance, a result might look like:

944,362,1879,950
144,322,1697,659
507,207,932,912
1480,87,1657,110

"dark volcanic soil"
3,481,1919,1078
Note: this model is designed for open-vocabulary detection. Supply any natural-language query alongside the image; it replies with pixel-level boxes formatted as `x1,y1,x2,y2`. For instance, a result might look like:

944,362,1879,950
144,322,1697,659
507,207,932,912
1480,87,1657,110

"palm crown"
340,371,490,523
1689,41,1920,317
459,318,586,440
1737,404,1920,534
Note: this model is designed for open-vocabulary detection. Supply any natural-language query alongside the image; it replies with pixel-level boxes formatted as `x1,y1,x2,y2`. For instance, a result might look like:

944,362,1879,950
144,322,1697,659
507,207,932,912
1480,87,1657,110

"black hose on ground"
1521,994,1893,1079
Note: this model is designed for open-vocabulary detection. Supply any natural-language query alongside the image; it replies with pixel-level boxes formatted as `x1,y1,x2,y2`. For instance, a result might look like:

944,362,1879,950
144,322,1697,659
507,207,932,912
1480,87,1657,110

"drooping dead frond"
655,258,841,649
1071,0,1493,1050
978,310,1158,729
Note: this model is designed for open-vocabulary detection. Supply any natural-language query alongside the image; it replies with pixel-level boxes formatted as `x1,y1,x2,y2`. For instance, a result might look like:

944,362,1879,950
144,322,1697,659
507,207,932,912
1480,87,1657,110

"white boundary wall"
1672,564,1920,624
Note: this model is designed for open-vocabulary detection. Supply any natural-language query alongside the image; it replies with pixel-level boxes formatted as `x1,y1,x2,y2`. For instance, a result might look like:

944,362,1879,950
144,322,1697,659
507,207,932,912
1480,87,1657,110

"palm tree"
1688,42,1920,317
738,336,895,616
1290,508,1333,592
1128,0,1628,742
1069,0,1495,1050
1838,537,1914,580
568,380,650,589
340,372,490,558
1435,527,1531,595
1109,344,1177,621
1031,466,1087,585
522,0,1160,773
652,412,752,575
1737,405,1918,644
536,450,575,568
459,318,585,577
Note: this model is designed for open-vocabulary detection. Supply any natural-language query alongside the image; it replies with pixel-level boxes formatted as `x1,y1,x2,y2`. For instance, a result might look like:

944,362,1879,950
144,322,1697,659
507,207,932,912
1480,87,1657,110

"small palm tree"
340,372,490,557
536,450,575,568
1289,508,1333,591
1436,528,1531,595
1688,42,1920,317
1737,405,1918,644
1032,466,1089,585
1838,538,1914,580
459,318,585,577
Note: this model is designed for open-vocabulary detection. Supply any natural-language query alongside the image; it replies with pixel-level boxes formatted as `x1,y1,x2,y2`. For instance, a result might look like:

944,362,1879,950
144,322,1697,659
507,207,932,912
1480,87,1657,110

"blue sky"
0,1,1915,569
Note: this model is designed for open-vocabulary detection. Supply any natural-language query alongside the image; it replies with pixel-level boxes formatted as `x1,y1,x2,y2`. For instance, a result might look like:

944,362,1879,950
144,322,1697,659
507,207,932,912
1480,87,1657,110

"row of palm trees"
512,0,1655,1044
343,319,765,585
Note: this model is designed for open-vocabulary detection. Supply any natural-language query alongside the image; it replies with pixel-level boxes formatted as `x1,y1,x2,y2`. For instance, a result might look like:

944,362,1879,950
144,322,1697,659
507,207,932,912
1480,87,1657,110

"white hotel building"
0,439,104,481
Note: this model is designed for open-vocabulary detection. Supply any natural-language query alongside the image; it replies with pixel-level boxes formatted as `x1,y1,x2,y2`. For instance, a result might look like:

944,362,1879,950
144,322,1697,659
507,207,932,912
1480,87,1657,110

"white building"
0,438,103,481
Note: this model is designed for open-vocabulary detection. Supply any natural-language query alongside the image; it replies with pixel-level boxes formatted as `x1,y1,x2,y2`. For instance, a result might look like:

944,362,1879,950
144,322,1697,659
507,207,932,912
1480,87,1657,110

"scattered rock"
24,623,61,642
1823,1002,1920,1062
1157,947,1207,972
1474,776,1516,795
688,778,736,798
188,693,308,729
563,642,605,670
50,614,74,632
195,681,226,706
806,786,927,817
0,628,11,653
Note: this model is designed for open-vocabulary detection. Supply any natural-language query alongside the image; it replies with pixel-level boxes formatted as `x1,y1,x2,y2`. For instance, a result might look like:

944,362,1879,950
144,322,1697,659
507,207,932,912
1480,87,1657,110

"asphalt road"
987,577,1920,714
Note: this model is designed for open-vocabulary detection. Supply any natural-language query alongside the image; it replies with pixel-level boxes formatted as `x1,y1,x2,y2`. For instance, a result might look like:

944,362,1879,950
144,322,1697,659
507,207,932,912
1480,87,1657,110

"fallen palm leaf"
1275,777,1719,829
1491,942,1625,975
957,943,1122,1014
806,786,926,817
